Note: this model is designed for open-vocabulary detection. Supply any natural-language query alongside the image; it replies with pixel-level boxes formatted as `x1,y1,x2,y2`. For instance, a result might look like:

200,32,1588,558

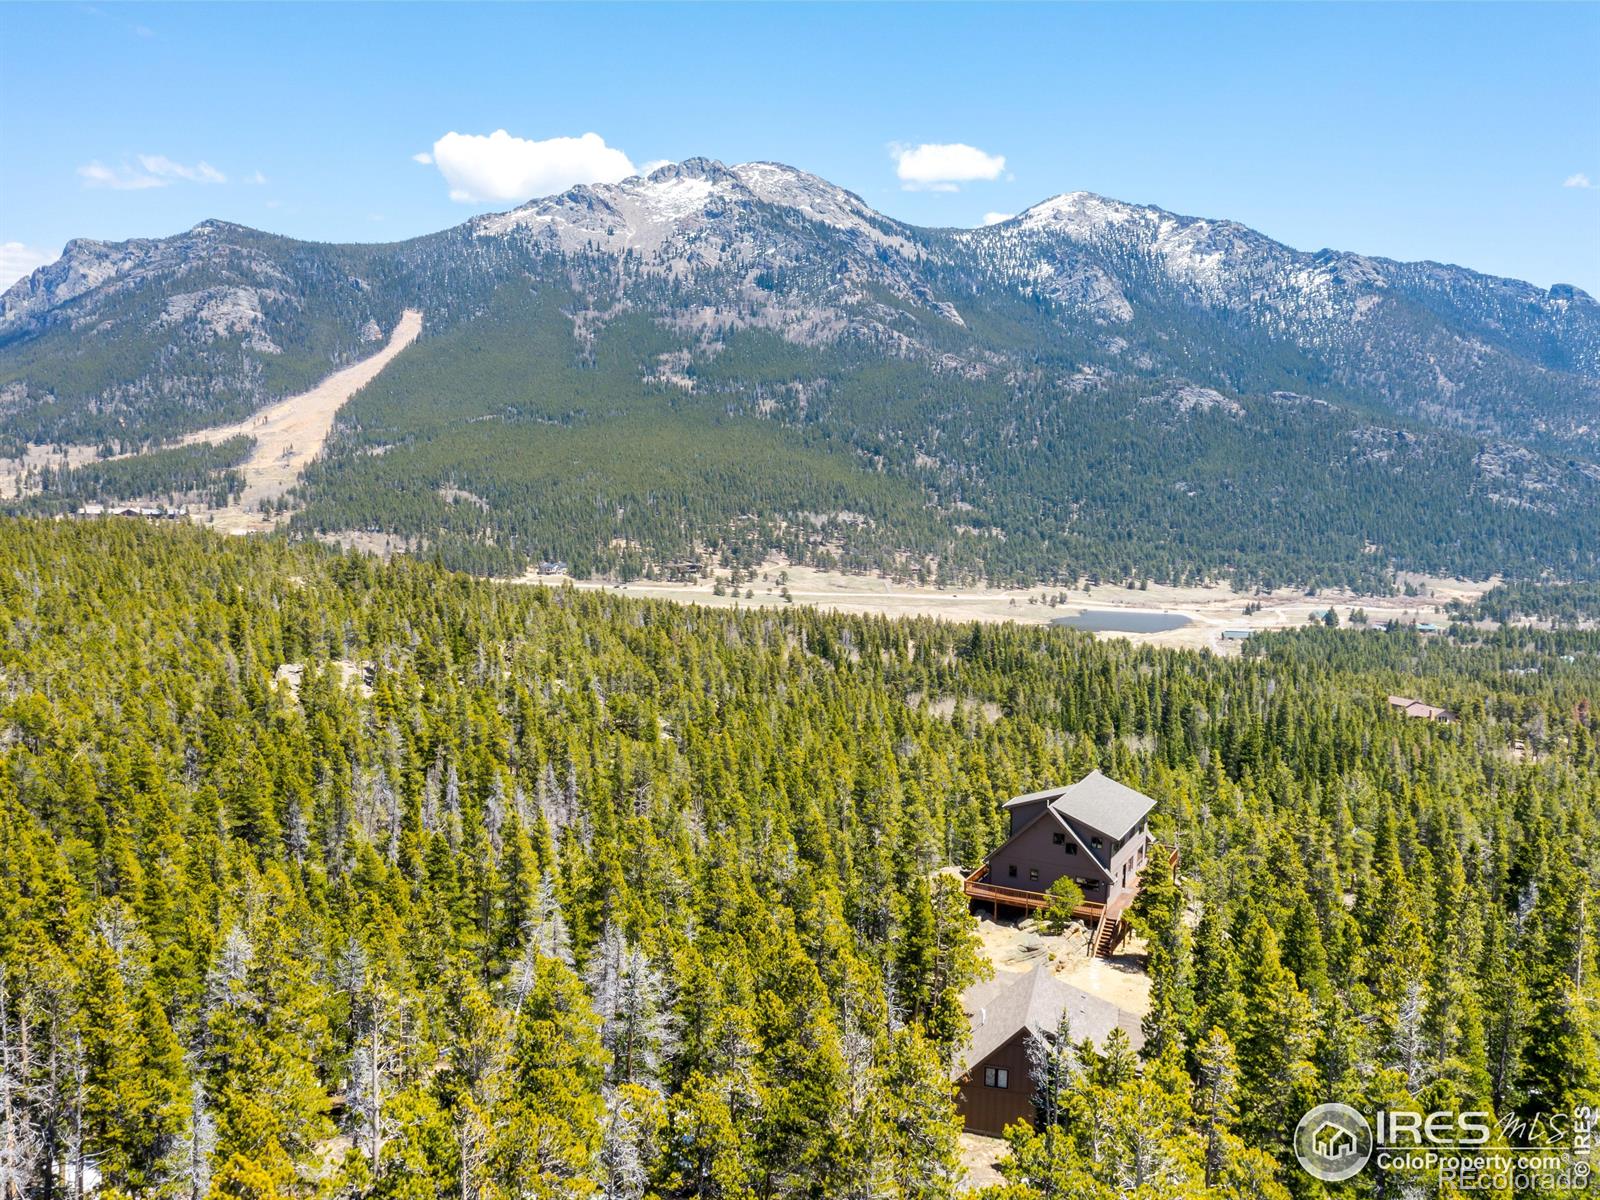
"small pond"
1052,609,1192,633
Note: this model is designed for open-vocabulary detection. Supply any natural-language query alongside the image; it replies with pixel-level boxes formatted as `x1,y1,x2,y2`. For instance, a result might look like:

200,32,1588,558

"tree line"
0,518,1595,1199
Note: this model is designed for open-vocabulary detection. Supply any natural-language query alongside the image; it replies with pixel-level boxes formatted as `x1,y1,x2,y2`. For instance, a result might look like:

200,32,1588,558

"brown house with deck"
964,771,1172,956
951,964,1143,1135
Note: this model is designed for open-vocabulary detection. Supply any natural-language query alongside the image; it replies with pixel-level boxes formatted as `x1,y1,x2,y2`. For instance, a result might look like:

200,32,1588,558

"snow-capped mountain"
3,157,1598,590
5,157,1595,451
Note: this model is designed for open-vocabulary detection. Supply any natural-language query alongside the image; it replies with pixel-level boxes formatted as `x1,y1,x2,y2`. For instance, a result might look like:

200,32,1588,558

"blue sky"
2,2,1597,292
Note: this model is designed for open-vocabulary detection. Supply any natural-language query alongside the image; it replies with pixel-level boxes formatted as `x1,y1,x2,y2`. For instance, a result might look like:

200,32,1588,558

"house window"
1028,868,1040,881
984,1066,1009,1089
1090,837,1103,853
1052,831,1065,845
1065,843,1077,855
1083,879,1098,891
1008,864,1017,878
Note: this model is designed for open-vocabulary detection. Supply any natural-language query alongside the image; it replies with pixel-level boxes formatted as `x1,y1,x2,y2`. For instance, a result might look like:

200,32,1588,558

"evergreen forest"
0,519,1596,1200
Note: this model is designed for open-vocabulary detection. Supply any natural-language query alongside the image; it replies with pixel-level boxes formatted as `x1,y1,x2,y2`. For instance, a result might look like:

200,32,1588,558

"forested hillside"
4,160,1600,590
1,519,1596,1198
287,279,1600,589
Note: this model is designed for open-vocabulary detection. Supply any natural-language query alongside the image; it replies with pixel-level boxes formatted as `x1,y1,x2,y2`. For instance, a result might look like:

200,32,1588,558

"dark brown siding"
956,1031,1036,1136
1007,798,1050,838
988,811,1154,907
990,812,1111,897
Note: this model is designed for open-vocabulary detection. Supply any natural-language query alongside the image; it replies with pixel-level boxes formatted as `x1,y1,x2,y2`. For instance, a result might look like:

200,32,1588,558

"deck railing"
962,842,1181,920
961,864,1107,918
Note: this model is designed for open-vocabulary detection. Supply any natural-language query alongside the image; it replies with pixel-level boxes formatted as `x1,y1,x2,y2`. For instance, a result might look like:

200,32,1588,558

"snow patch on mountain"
476,158,923,264
1018,191,1143,233
732,162,921,257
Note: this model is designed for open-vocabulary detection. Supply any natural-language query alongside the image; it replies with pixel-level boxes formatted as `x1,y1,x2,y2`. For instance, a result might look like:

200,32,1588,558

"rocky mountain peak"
1016,190,1144,233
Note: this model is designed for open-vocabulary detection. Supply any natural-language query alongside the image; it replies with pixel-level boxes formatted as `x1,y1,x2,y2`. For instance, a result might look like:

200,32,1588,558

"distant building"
1387,695,1454,722
1415,622,1442,634
76,503,186,520
536,560,568,575
1220,629,1253,640
951,964,1143,1135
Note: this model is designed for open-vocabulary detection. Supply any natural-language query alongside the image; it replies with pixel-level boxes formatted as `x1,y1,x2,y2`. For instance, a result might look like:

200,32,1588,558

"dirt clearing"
972,913,1152,1017
188,308,422,532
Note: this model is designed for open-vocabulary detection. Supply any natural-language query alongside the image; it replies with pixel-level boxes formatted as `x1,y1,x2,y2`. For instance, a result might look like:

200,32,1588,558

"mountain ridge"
4,158,1598,588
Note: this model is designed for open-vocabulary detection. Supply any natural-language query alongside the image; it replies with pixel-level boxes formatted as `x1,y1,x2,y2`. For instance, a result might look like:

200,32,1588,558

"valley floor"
528,558,1494,652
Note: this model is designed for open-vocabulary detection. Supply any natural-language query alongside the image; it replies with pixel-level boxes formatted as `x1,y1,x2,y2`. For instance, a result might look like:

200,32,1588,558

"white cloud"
78,162,164,190
1564,173,1594,190
982,212,1015,226
78,154,227,190
412,152,433,165
638,159,673,176
891,142,1007,191
427,130,636,204
0,242,57,291
136,155,226,184
245,170,268,185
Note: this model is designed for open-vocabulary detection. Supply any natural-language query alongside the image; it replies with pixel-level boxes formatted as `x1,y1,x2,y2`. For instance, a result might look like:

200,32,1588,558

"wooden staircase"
1088,844,1181,958
1091,907,1128,957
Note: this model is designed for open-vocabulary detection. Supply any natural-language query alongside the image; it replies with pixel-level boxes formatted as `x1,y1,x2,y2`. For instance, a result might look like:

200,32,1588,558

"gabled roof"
1003,784,1070,809
1388,694,1451,720
951,963,1140,1080
1003,770,1156,841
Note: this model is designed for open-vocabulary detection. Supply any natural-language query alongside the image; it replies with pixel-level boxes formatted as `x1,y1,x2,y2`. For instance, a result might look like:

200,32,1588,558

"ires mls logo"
1295,1103,1374,1182
1295,1102,1595,1191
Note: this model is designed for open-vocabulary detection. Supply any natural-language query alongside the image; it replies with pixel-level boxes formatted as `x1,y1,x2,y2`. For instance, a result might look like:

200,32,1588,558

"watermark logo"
1295,1102,1374,1182
1293,1103,1594,1191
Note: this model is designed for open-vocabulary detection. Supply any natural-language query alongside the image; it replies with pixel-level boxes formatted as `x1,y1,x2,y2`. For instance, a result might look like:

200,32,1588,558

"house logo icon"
1294,1102,1373,1181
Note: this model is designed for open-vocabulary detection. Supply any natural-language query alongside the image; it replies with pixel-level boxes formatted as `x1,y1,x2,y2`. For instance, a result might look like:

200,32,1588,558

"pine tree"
1129,851,1193,1058
1194,1027,1237,1189
1231,917,1318,1156
1517,851,1600,1116
74,938,143,1186
496,954,608,1196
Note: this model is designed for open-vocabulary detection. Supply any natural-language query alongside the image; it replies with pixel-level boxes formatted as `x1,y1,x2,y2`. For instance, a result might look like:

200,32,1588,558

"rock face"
2,156,1597,453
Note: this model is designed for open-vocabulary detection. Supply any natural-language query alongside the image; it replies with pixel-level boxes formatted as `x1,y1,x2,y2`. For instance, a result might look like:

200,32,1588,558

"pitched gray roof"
1002,770,1156,841
1003,784,1070,809
951,963,1142,1080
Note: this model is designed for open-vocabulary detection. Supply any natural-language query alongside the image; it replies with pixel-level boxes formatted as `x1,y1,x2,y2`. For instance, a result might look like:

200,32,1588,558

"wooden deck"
963,846,1180,957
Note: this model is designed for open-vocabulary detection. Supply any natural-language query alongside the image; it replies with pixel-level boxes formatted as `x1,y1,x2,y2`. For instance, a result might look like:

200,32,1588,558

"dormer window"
1052,831,1065,845
1090,837,1103,853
